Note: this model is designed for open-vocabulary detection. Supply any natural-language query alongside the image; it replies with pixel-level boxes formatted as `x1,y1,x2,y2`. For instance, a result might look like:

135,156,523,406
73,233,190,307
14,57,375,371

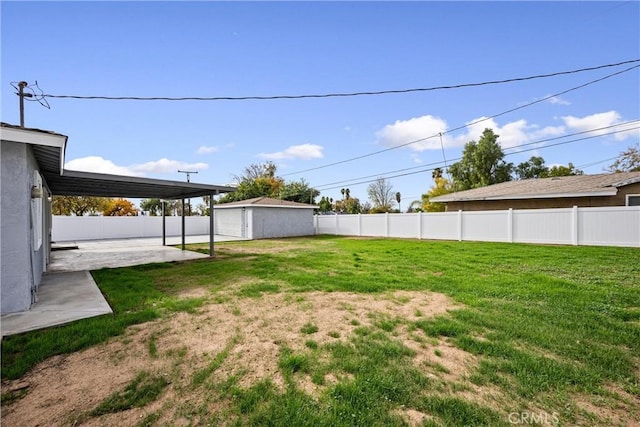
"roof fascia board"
1,126,67,148
2,127,67,173
433,189,618,203
61,169,236,193
215,204,318,209
609,177,640,187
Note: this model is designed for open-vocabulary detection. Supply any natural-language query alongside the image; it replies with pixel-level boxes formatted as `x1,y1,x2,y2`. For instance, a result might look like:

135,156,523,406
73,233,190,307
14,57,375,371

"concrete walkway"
1,235,244,336
1,271,113,337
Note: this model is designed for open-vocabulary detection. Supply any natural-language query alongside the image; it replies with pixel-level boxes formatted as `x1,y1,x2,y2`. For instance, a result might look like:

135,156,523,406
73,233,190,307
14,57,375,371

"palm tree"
395,192,401,212
432,167,443,180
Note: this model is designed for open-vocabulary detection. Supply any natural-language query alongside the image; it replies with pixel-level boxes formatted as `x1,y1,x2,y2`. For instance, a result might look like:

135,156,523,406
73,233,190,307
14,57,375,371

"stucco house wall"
1,141,49,313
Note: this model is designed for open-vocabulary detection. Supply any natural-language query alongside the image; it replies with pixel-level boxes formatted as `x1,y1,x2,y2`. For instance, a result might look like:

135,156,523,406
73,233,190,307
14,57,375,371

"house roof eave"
432,189,618,203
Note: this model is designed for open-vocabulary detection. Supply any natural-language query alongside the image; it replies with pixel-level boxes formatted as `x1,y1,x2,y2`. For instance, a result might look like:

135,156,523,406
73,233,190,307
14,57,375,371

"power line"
282,64,639,177
41,59,639,102
293,121,638,194
313,124,639,192
316,127,638,192
575,155,622,170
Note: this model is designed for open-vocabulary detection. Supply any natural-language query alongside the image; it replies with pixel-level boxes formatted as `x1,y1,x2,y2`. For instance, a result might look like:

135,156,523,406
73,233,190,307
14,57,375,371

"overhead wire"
282,64,640,177
10,80,51,109
315,127,639,192
40,59,639,102
312,123,639,192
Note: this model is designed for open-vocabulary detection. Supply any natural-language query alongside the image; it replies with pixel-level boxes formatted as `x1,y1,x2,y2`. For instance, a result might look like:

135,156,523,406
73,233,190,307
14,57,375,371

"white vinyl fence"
314,206,640,247
52,216,218,241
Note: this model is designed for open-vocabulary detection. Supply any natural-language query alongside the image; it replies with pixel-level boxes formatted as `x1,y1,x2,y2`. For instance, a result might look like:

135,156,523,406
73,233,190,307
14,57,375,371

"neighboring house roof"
430,172,640,203
216,197,318,209
1,122,236,199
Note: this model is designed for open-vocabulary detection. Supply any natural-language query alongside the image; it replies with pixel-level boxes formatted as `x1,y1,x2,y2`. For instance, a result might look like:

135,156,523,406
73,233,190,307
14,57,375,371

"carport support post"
209,192,215,256
162,200,166,246
181,199,186,250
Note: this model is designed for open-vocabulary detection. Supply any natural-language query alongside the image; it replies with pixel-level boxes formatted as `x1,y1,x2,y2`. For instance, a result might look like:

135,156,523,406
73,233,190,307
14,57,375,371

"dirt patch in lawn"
572,384,640,426
1,290,463,426
216,240,314,255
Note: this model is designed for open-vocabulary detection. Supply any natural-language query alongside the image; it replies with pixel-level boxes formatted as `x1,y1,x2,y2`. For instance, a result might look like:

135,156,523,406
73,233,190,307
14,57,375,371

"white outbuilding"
214,197,318,240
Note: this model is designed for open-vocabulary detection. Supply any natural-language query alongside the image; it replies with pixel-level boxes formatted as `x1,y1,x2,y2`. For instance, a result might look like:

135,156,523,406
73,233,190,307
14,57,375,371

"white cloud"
561,111,633,141
196,145,219,155
65,156,208,176
453,117,567,150
65,156,143,176
130,158,209,174
376,114,570,154
547,95,571,105
410,154,423,164
376,115,449,151
259,144,324,160
377,109,635,156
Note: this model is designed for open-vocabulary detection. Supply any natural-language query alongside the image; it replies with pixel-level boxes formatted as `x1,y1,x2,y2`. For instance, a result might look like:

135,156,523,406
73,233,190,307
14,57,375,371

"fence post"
358,213,362,236
418,212,422,240
335,214,339,236
508,208,513,243
572,206,579,246
385,212,389,237
457,210,463,241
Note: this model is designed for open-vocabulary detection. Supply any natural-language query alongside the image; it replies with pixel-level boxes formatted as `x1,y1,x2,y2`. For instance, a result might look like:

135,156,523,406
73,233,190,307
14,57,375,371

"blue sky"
2,1,639,207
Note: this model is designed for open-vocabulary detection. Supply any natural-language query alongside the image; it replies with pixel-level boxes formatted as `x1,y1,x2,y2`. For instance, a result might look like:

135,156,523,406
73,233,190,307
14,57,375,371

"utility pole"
178,170,198,183
177,170,198,238
17,81,32,127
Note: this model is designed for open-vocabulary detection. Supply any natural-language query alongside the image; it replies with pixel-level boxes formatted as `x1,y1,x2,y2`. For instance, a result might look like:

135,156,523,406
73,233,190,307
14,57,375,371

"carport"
39,166,236,256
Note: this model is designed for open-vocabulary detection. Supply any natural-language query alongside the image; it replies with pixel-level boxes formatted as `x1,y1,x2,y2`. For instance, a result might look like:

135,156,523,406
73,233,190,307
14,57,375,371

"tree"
432,167,443,180
280,179,320,204
608,143,640,172
140,198,177,216
407,200,423,213
448,128,513,190
102,198,139,216
367,178,395,212
547,163,583,177
195,196,217,216
236,161,278,181
395,192,401,212
52,196,109,216
219,162,319,204
335,197,362,214
421,176,455,212
318,196,333,213
515,156,548,180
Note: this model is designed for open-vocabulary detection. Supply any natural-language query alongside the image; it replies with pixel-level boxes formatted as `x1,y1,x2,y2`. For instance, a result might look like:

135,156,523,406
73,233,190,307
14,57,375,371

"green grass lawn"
2,236,639,426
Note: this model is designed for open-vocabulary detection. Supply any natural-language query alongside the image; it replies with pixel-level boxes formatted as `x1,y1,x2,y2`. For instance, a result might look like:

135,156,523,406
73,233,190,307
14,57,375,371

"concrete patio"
1,235,244,336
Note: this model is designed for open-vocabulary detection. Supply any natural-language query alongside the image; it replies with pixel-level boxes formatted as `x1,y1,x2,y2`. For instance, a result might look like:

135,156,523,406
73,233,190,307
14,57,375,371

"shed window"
627,195,640,206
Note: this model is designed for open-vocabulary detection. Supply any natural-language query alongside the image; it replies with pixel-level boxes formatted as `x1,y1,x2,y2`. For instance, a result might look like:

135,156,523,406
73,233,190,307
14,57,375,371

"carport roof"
2,122,236,199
